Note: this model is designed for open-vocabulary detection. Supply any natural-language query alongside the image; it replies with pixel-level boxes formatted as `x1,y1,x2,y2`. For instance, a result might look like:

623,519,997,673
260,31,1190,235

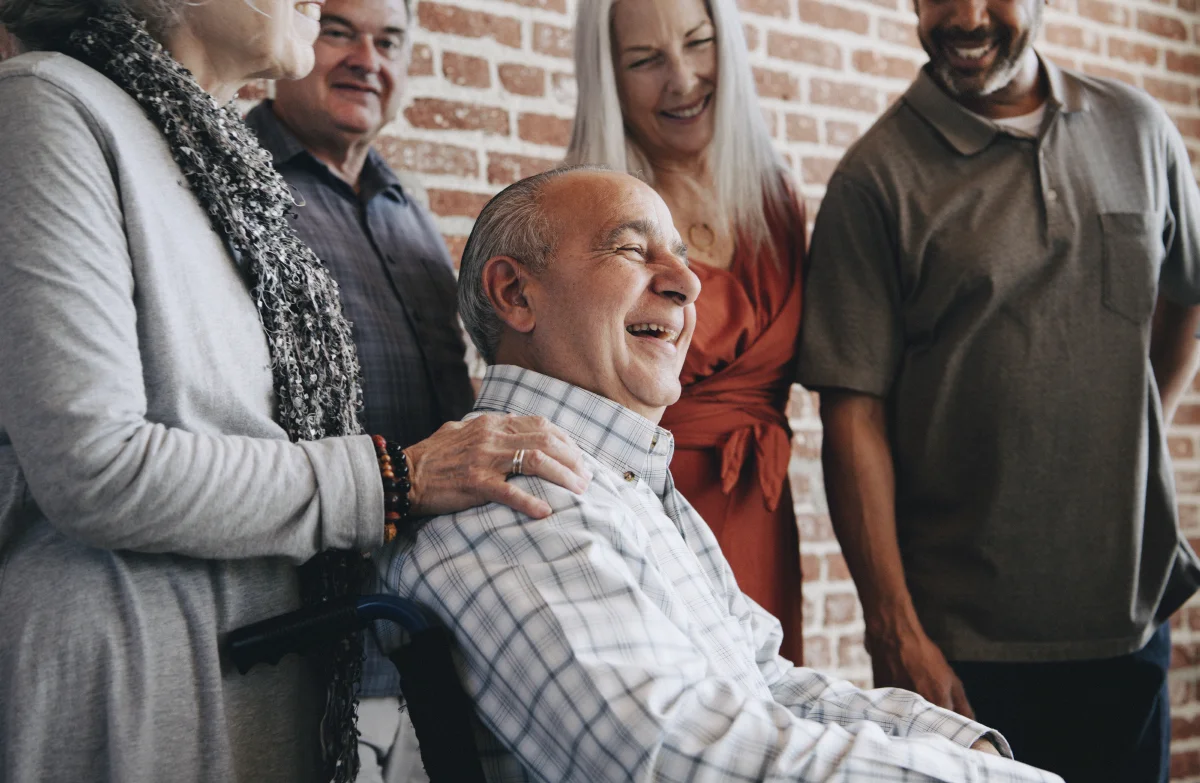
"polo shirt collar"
473,365,674,483
244,101,407,204
903,51,1088,156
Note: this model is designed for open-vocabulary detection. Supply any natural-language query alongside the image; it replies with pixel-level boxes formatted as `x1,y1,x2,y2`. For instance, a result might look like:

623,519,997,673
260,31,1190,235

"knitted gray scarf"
65,9,367,781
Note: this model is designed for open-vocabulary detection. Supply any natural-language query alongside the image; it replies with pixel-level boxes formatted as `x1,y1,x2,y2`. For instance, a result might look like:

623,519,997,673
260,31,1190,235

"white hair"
565,0,789,251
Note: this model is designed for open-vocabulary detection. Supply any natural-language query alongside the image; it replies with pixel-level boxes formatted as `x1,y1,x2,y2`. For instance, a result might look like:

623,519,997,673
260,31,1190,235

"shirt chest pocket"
1101,212,1161,325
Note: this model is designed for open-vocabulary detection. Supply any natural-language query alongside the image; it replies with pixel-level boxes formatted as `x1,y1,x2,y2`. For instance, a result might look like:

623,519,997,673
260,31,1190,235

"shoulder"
0,51,134,115
831,98,919,186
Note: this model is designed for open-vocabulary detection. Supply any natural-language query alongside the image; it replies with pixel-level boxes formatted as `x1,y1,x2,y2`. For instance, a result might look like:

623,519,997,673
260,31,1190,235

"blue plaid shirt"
374,366,1063,782
246,102,474,696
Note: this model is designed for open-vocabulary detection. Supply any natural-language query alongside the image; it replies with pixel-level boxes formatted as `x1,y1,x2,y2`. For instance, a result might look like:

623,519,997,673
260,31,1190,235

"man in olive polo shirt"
797,0,1200,780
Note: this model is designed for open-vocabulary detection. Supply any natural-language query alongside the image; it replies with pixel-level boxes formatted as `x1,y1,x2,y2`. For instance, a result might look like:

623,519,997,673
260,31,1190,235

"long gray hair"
565,0,788,250
1,0,182,49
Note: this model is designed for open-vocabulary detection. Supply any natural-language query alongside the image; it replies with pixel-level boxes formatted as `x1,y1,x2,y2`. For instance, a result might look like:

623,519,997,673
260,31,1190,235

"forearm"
1150,296,1200,424
818,391,921,642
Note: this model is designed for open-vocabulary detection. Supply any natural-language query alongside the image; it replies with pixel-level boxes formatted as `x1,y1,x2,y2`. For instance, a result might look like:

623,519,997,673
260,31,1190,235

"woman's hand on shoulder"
403,414,592,519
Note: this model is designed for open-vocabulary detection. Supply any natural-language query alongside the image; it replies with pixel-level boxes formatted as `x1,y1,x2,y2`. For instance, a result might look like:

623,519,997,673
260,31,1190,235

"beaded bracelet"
372,435,412,543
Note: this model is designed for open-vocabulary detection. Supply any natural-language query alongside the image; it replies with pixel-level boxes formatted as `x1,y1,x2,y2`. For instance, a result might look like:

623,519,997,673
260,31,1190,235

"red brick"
837,633,871,669
1175,115,1200,141
487,152,558,185
825,593,859,625
879,18,920,49
1043,52,1080,72
797,0,869,35
797,512,836,542
498,0,565,12
1138,10,1188,41
442,235,468,269
801,553,822,582
826,119,860,148
805,636,833,668
744,23,761,51
753,67,800,100
1171,675,1192,707
810,78,880,113
1170,434,1198,458
517,113,573,147
1189,606,1200,630
852,50,920,80
767,31,843,70
499,63,546,97
1107,36,1161,66
803,595,820,630
1078,0,1131,26
825,553,853,582
802,155,841,187
533,22,573,59
1178,470,1200,495
442,52,491,88
1180,503,1200,530
1177,403,1200,424
1044,23,1102,54
1081,62,1137,86
404,98,510,135
375,137,478,178
1182,0,1198,11
1167,49,1200,76
739,0,791,17
418,3,522,49
1172,748,1200,779
427,189,492,219
408,43,434,76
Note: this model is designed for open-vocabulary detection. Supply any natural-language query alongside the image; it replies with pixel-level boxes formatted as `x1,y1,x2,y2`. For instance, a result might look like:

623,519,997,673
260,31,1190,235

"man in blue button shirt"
245,0,592,779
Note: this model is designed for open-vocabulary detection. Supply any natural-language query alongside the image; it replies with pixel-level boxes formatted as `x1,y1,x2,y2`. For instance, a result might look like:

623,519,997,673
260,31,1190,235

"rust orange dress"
659,192,806,663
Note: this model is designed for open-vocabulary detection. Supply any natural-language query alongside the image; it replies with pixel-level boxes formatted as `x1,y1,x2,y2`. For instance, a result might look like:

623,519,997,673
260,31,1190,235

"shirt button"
650,434,659,448
1047,189,1058,203
623,471,636,482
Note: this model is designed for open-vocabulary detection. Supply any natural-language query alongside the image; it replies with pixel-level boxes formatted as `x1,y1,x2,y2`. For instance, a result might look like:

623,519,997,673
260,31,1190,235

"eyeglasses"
318,22,408,62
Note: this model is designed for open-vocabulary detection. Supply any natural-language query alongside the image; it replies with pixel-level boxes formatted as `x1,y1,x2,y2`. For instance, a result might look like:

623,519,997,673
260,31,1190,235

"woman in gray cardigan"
0,1,589,781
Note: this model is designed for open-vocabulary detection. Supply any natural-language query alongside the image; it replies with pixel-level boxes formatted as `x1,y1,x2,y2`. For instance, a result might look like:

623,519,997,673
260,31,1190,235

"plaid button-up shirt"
376,365,1062,782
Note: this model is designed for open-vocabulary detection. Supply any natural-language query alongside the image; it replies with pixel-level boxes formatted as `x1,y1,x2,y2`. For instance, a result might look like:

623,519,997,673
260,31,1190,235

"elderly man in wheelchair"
233,166,1062,782
369,166,1069,783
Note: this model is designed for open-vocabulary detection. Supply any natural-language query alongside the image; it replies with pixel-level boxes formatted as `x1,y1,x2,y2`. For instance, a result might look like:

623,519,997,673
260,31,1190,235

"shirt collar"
473,365,674,484
243,101,406,204
902,51,1088,156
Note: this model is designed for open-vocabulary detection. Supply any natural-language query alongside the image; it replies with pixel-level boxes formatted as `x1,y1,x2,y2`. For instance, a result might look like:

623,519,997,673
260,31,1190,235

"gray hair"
1,0,184,50
565,0,788,250
458,165,607,364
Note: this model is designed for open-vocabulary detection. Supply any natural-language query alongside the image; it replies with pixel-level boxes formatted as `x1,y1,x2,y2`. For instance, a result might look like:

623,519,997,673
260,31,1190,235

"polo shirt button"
1047,189,1058,203
623,471,636,482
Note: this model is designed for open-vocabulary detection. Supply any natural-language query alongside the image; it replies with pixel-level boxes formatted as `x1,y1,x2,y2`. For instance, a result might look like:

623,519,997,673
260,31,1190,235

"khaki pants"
355,697,430,783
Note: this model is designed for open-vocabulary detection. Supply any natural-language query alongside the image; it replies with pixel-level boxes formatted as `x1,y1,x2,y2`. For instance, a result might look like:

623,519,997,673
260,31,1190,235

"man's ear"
481,255,537,334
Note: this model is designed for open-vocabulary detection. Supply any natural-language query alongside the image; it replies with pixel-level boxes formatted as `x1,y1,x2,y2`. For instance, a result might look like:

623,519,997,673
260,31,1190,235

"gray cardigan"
0,52,383,781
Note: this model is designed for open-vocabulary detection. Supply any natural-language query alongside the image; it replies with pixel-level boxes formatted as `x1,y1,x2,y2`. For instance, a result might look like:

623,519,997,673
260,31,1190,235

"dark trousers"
951,624,1171,783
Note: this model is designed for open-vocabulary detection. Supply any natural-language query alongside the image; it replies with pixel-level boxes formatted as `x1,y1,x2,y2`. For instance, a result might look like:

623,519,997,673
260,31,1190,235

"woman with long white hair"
566,0,806,662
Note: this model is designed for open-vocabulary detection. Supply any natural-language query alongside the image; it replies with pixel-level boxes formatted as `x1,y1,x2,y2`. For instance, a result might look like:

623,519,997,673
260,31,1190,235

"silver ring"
510,448,526,477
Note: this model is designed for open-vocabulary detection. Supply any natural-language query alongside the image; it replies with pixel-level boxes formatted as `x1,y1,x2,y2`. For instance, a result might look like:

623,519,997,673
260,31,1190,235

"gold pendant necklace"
688,222,716,252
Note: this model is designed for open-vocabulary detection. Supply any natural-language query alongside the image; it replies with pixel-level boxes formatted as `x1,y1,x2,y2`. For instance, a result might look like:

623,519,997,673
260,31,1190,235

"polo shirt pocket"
1100,212,1158,325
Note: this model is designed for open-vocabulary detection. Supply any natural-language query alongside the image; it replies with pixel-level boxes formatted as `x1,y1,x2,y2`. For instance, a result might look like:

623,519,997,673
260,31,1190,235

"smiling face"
512,172,701,421
272,0,409,148
169,0,324,89
916,0,1044,105
610,0,718,166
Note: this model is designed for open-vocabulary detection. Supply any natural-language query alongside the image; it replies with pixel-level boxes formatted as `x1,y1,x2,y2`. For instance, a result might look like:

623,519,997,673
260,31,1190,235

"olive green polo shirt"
798,56,1200,662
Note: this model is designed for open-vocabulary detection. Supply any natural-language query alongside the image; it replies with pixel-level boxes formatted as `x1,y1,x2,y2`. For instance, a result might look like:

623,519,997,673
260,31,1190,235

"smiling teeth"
952,44,992,60
295,2,321,20
627,323,680,343
664,98,707,119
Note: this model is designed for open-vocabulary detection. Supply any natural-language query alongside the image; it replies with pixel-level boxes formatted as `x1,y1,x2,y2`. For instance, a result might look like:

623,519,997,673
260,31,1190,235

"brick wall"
4,0,1200,776
386,0,1200,777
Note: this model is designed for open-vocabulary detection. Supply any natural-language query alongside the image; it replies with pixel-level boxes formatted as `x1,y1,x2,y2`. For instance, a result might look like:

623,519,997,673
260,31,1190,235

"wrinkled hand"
403,414,591,519
868,628,975,719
